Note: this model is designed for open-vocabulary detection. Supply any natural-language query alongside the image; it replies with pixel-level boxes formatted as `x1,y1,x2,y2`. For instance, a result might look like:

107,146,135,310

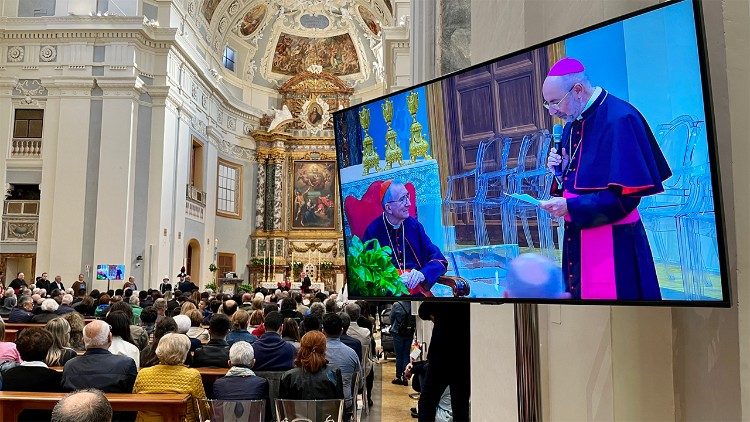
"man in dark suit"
9,295,35,322
192,313,231,368
251,311,296,371
49,274,65,292
35,272,50,292
61,320,137,392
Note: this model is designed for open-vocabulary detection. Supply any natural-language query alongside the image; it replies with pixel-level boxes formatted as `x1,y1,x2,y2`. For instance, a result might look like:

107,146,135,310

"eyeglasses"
386,194,410,205
543,85,576,110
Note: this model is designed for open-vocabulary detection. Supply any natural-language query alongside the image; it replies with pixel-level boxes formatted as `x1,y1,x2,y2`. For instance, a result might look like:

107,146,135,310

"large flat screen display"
333,0,730,306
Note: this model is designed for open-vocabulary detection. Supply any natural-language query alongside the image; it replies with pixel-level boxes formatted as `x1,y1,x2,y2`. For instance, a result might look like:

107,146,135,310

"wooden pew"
0,392,189,422
4,329,18,342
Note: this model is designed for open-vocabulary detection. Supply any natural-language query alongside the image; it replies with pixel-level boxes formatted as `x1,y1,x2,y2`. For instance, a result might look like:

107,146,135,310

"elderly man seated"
213,341,269,401
8,295,34,322
51,389,113,422
62,319,138,392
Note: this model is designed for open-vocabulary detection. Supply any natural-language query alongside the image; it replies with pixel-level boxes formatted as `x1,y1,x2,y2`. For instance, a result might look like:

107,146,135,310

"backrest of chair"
656,115,705,189
255,371,285,419
275,399,344,422
197,398,265,422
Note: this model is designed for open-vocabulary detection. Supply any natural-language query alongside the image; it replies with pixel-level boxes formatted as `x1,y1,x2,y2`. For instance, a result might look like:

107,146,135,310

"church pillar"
91,78,140,285
254,151,267,231
0,78,15,207
270,152,285,231
37,79,94,278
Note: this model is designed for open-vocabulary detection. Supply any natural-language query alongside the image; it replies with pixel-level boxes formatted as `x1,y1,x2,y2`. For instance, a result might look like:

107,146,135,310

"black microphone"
552,123,563,177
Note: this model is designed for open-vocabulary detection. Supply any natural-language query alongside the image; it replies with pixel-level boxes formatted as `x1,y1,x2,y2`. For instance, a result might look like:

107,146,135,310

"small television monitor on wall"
333,0,730,306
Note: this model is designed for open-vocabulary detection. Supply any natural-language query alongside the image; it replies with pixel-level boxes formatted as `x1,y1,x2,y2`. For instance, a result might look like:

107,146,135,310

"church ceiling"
196,0,392,91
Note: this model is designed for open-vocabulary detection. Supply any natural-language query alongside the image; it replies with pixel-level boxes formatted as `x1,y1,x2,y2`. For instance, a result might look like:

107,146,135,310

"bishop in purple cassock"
540,58,672,301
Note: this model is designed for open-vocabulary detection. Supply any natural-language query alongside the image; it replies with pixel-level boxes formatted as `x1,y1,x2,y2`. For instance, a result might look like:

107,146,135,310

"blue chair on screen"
640,115,705,280
676,170,719,299
443,134,512,246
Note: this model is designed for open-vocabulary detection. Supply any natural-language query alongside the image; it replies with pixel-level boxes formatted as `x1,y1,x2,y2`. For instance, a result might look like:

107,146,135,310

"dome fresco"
199,0,393,90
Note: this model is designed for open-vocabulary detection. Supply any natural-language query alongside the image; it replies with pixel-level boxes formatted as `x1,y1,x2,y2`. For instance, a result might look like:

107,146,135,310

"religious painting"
291,161,336,230
358,6,381,35
202,0,222,23
272,33,361,76
239,4,266,36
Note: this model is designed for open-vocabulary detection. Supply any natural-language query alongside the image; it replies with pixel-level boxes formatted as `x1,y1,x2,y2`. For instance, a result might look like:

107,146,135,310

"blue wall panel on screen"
565,22,630,101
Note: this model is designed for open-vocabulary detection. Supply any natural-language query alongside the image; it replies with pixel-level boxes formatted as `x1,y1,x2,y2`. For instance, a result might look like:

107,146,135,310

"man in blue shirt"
322,313,360,415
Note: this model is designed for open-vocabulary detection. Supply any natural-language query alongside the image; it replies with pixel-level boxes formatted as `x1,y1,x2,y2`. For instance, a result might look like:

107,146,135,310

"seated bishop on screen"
363,180,448,296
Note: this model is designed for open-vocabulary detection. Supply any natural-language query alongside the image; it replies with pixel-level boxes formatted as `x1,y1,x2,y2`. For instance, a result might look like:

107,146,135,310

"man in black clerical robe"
541,57,671,301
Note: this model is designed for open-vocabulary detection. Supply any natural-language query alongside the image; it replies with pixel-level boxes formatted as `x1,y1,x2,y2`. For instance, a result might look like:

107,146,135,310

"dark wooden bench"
0,391,189,422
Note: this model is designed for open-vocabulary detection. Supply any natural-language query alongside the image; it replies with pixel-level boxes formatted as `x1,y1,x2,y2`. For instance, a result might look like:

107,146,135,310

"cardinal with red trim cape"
540,58,671,301
363,180,448,296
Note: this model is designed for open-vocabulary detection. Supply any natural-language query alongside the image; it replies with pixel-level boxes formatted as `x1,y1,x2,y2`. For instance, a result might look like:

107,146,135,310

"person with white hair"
0,289,17,317
8,295,34,322
212,341,269,401
55,294,76,315
32,298,60,323
173,314,201,351
61,320,137,392
129,295,143,324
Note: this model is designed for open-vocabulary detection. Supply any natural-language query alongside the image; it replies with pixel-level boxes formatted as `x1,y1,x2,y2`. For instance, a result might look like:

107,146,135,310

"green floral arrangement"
250,257,274,266
320,261,335,271
208,263,218,272
346,235,408,296
204,282,217,291
238,283,254,293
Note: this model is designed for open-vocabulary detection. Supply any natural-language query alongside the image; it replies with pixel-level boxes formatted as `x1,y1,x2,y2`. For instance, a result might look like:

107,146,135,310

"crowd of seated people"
0,280,378,421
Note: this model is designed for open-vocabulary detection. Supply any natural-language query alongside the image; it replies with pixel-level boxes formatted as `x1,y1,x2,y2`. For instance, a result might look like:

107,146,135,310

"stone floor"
361,359,417,422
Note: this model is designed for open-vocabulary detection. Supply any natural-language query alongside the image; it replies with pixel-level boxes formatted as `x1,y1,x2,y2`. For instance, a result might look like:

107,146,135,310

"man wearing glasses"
539,57,671,301
363,180,448,295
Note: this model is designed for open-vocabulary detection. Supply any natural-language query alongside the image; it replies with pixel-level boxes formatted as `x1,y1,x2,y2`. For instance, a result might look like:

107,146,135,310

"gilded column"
270,152,285,231
255,151,267,231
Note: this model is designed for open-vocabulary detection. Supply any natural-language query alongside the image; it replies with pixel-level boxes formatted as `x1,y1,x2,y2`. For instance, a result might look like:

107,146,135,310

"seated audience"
346,302,374,407
45,317,78,366
174,314,201,351
323,313,361,413
4,327,63,421
227,309,258,346
139,306,157,337
32,298,60,323
192,313,231,368
129,295,143,323
249,309,265,336
213,341,270,402
72,295,96,317
252,311,297,371
222,299,238,316
239,293,254,311
185,308,210,342
301,315,322,335
0,318,21,371
109,301,148,350
279,331,345,400
9,295,35,322
62,319,137,392
280,297,303,322
338,312,363,362
51,389,113,422
140,316,177,368
55,294,76,315
94,294,111,317
107,310,140,368
282,317,302,351
61,311,85,351
133,333,206,421
0,290,16,317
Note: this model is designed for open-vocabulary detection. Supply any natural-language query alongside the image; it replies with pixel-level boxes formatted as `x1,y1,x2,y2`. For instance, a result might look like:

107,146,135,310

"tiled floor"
362,359,417,422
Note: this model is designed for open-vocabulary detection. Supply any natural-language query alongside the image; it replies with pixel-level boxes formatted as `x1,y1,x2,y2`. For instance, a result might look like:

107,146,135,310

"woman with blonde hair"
278,330,344,400
133,333,206,421
180,301,197,315
45,317,77,366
